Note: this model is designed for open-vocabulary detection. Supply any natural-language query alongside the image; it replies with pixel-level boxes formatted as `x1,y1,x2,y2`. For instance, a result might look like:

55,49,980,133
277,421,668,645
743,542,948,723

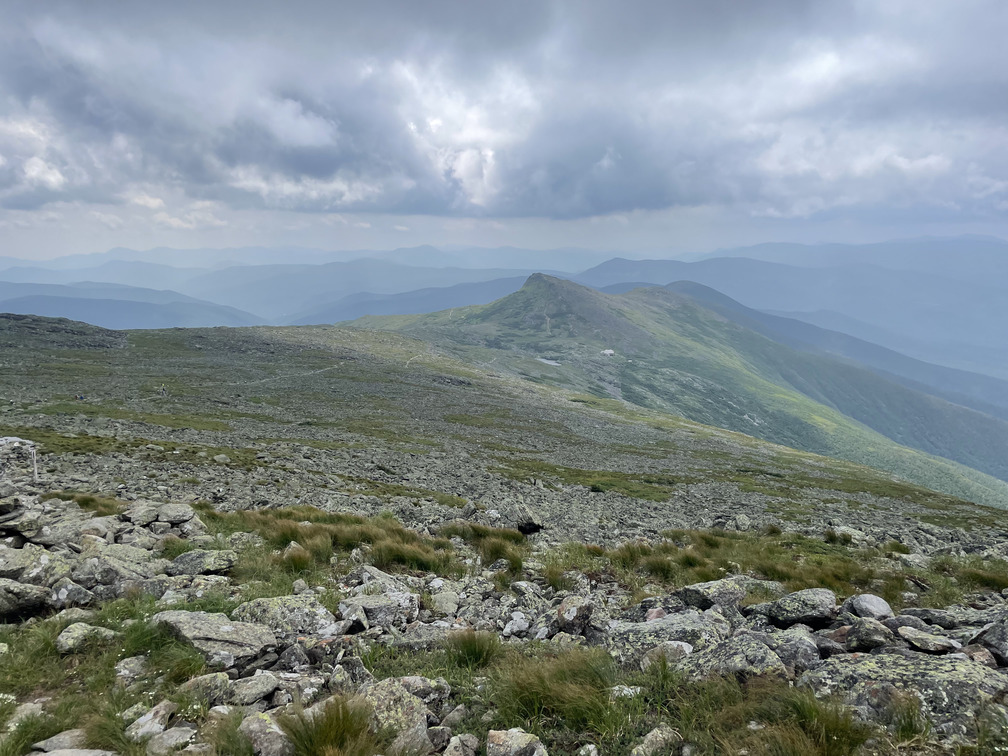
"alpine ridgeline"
351,273,1008,508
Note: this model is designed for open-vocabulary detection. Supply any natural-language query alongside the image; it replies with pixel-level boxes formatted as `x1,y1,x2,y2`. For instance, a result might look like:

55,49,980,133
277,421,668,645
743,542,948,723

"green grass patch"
494,458,679,501
195,503,460,578
39,490,125,517
279,695,389,756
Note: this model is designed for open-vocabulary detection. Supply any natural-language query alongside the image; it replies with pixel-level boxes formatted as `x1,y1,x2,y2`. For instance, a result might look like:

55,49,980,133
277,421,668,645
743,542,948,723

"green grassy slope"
349,274,1008,508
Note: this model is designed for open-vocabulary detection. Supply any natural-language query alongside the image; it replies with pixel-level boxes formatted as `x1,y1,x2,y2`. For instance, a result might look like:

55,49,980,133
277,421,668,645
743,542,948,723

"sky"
1,0,1007,260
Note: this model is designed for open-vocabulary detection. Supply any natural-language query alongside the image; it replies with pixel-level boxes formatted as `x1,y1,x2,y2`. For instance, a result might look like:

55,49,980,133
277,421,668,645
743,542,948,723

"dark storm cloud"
0,0,1005,221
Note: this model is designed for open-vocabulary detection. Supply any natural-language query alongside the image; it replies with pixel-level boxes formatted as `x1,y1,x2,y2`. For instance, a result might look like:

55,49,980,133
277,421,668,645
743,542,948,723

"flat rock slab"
605,610,730,666
55,622,119,653
231,594,337,637
167,549,237,576
31,728,87,752
899,626,962,654
153,610,276,667
798,652,1008,742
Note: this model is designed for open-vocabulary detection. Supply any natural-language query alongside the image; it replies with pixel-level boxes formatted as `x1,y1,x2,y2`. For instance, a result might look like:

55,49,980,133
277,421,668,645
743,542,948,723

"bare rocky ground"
1,316,1008,755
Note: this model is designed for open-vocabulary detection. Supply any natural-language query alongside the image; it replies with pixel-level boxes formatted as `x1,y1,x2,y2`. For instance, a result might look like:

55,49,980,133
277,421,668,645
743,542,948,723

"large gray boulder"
840,593,894,621
339,592,419,631
166,549,237,576
0,577,49,620
679,632,788,681
238,712,293,756
0,543,73,587
152,610,276,668
674,576,749,609
767,589,837,628
55,622,119,653
231,595,337,638
799,652,1008,743
359,679,433,754
605,609,730,666
486,728,548,756
971,620,1008,665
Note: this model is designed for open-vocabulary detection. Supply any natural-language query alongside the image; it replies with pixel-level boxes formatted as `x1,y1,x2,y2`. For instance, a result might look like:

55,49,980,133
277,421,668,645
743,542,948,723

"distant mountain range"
348,273,1008,507
3,236,1005,380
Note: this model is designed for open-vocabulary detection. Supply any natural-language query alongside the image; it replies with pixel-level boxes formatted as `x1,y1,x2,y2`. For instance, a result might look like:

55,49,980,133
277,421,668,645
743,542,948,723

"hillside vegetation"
350,274,1008,508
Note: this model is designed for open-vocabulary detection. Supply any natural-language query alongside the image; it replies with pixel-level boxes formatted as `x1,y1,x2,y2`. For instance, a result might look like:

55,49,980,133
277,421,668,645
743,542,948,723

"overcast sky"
1,0,1007,259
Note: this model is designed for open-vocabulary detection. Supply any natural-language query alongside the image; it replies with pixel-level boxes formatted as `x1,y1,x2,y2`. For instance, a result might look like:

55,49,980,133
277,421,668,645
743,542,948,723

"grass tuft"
279,695,387,756
444,630,502,669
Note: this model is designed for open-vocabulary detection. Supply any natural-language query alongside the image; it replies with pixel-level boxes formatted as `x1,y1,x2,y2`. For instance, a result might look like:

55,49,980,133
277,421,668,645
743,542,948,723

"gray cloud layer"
1,0,1006,228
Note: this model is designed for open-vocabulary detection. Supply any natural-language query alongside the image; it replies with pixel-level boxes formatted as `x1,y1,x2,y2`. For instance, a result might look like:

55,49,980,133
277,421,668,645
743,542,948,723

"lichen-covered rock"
487,728,548,756
126,699,178,742
231,594,338,638
798,652,1008,743
152,610,276,668
238,712,293,756
156,502,196,525
359,679,433,754
146,726,196,756
0,577,49,620
444,733,479,756
180,672,231,706
845,617,896,652
229,672,281,705
840,593,894,621
397,675,452,711
674,576,748,609
767,589,836,628
640,641,693,670
339,592,419,630
55,622,119,654
0,543,72,587
970,620,1008,664
630,724,682,756
898,626,962,654
679,632,788,680
605,609,730,666
556,595,593,634
431,590,460,617
166,549,237,576
49,577,95,609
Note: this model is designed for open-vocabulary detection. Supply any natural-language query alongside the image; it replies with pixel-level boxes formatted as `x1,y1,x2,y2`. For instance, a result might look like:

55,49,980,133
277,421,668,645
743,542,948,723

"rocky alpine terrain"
1,315,1007,755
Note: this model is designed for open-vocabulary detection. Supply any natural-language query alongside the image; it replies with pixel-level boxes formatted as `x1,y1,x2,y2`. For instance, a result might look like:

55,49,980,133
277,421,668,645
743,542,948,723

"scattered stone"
799,653,1008,742
229,672,281,706
360,679,433,755
630,724,682,756
152,610,276,667
674,576,747,609
180,672,231,706
147,726,196,756
31,728,86,752
767,589,837,628
238,712,293,756
679,633,788,680
487,728,548,756
898,626,962,654
55,622,119,653
845,617,895,652
444,733,480,756
167,549,237,576
839,594,894,621
126,700,178,742
231,595,337,638
0,577,49,620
